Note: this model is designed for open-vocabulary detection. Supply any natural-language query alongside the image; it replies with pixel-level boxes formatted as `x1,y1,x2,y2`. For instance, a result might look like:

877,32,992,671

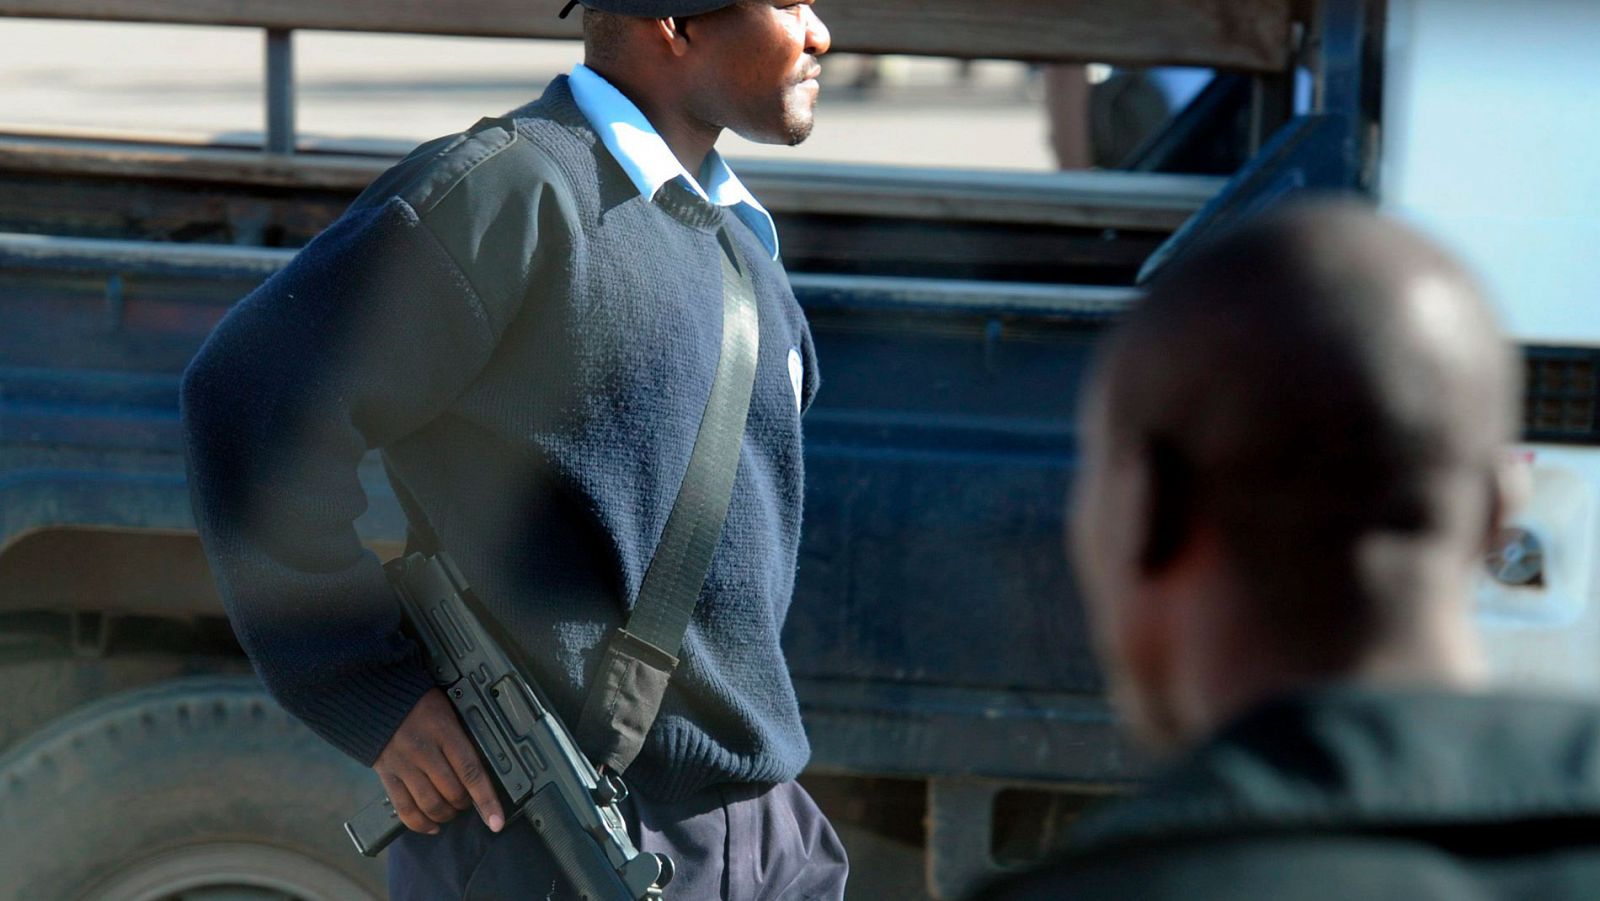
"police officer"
181,2,847,898
978,202,1600,899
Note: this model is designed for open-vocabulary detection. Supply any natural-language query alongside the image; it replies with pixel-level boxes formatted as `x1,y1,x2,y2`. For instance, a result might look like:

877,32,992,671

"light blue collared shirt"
568,64,781,261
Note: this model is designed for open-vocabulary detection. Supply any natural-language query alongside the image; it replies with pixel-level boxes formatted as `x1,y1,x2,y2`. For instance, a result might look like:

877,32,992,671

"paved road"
0,19,1057,170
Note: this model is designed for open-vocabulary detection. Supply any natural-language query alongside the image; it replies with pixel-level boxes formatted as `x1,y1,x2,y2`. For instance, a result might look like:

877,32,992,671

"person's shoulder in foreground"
981,684,1600,900
972,201,1600,900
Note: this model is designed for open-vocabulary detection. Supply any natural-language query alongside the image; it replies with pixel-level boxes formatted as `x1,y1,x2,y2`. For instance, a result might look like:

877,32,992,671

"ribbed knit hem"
623,721,811,802
290,649,437,766
654,182,729,231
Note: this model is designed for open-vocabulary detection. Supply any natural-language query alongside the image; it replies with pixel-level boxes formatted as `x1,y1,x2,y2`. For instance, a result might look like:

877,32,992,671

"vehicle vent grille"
1523,347,1599,444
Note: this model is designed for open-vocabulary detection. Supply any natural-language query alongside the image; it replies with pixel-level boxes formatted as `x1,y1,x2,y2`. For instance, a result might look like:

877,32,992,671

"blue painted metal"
0,236,1125,781
265,29,296,155
0,2,1370,785
1136,113,1352,282
0,5,1388,894
1317,0,1370,181
1137,0,1373,284
1124,73,1254,174
0,234,1139,320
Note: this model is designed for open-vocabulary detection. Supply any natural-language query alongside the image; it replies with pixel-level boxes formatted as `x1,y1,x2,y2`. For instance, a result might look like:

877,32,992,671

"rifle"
343,551,674,901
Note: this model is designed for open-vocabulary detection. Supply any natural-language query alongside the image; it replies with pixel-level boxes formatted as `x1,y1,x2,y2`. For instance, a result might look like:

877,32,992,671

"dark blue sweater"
180,77,820,801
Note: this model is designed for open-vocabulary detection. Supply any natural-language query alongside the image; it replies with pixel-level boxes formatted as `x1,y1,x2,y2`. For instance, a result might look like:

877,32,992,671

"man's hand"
374,688,506,836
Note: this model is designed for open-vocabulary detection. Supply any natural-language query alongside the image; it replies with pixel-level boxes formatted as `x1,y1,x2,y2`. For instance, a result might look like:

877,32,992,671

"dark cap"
558,0,738,17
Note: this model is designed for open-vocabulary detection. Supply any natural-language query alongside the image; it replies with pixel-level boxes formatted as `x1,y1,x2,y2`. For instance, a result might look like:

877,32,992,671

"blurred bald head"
1071,201,1518,752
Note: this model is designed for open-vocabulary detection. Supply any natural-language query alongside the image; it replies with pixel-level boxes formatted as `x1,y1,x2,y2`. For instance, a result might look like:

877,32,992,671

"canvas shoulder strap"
574,228,762,773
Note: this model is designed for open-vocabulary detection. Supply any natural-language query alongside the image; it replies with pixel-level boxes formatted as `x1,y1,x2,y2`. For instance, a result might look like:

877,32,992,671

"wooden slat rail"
0,132,1224,231
0,0,1295,71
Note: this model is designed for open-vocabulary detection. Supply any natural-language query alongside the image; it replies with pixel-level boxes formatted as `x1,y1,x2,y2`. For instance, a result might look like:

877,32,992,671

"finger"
402,758,462,827
441,730,505,832
417,744,474,813
381,769,440,836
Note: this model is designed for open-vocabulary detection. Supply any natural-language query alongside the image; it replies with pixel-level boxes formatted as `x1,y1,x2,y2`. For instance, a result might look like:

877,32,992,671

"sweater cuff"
291,648,437,767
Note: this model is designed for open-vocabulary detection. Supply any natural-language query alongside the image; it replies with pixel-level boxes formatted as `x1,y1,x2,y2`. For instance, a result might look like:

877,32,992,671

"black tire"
0,675,388,900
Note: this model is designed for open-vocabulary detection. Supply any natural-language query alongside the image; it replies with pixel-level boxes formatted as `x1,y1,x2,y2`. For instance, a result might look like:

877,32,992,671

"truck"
0,0,1595,898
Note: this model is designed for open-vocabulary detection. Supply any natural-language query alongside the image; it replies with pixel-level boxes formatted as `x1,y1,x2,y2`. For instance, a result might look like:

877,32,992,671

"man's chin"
730,115,816,148
782,118,816,147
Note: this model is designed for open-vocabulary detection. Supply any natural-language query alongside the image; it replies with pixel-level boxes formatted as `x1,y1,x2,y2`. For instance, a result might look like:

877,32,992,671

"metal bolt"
1486,527,1545,587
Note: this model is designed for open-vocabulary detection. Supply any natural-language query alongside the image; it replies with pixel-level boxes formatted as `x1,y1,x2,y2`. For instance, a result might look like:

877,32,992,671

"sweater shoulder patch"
398,118,520,217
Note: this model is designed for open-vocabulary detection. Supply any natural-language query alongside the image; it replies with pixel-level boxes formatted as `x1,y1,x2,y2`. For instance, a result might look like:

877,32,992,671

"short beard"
728,109,815,147
713,87,817,147
778,93,818,146
782,115,815,146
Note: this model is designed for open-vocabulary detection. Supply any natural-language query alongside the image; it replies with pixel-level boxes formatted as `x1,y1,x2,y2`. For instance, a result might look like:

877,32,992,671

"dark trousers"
389,779,849,900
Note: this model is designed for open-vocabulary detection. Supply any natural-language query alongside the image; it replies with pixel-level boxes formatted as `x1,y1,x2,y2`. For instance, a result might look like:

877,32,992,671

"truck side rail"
0,0,1295,70
0,231,1141,320
0,0,1297,157
0,130,1225,233
0,226,1140,801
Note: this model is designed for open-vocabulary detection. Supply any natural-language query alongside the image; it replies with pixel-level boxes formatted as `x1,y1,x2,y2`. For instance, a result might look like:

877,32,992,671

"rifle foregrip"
345,793,406,858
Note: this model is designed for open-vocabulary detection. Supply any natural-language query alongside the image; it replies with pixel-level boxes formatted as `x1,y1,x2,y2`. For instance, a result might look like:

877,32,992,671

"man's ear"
653,16,691,56
1114,574,1187,750
1138,436,1197,573
1483,454,1528,549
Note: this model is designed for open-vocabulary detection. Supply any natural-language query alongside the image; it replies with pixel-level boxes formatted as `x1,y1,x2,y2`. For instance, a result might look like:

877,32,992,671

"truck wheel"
0,675,387,900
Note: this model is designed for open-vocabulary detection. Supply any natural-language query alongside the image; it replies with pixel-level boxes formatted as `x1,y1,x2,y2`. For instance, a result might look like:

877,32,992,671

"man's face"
1070,388,1134,690
1069,384,1181,751
686,0,830,145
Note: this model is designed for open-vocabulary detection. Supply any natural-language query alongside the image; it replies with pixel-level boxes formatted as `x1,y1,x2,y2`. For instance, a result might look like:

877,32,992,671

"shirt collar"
567,64,780,261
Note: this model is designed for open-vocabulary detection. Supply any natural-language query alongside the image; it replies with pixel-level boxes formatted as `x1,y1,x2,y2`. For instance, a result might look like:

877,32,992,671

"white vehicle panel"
1477,447,1600,690
1380,0,1600,346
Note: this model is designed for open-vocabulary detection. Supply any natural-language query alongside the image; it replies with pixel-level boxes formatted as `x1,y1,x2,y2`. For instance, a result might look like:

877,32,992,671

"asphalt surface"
0,19,1058,170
